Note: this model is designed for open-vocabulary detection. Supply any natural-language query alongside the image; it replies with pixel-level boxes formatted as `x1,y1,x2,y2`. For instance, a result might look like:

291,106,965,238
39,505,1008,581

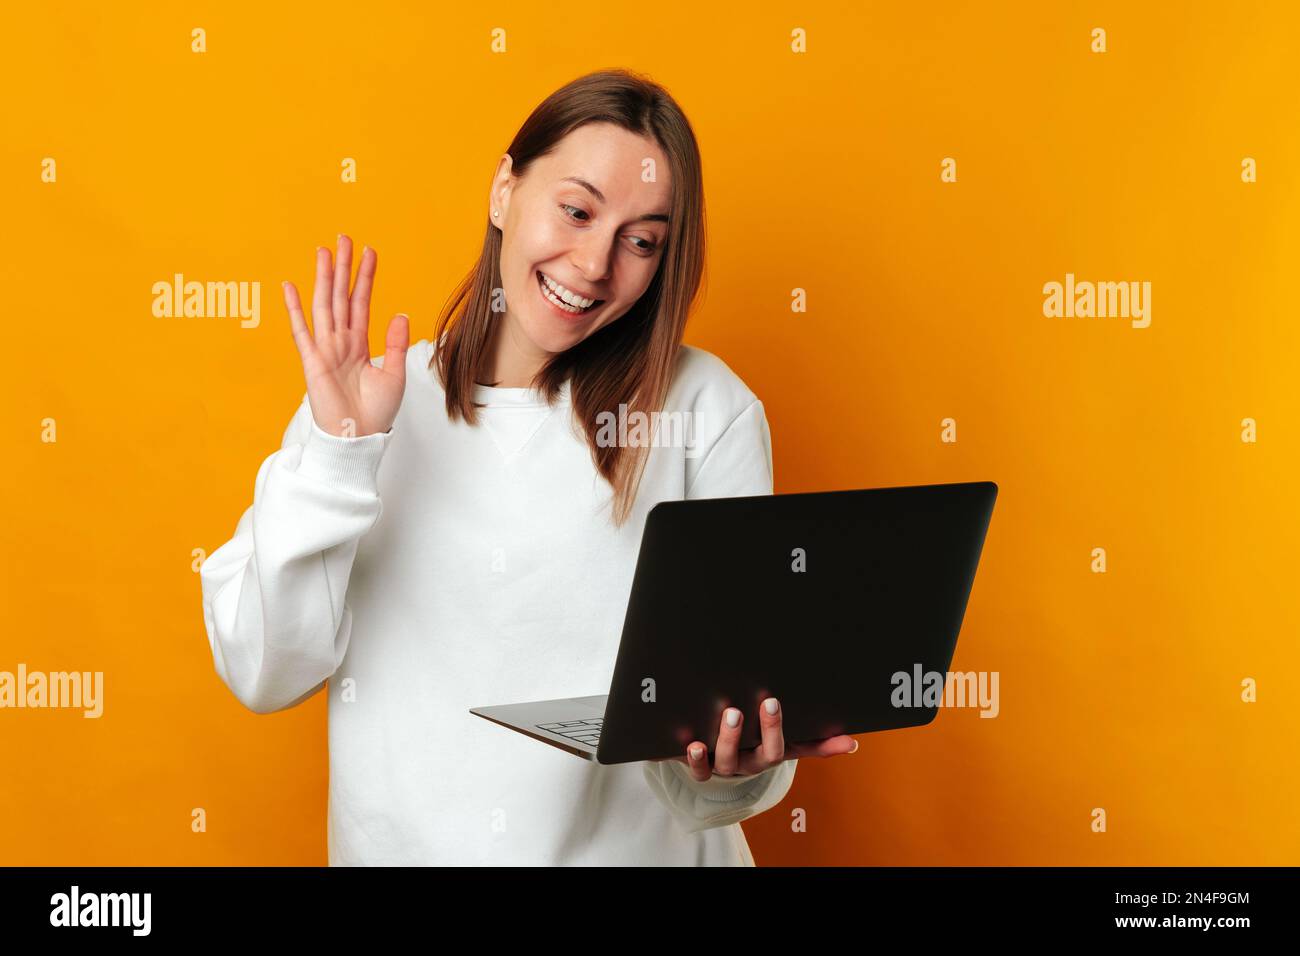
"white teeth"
544,285,582,313
539,272,597,309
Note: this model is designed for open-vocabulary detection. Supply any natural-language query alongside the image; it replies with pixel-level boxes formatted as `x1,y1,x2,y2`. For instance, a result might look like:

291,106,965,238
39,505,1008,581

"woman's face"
490,122,673,361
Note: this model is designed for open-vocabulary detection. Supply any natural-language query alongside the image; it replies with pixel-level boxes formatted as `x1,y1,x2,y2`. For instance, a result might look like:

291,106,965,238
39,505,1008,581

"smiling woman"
430,77,702,526
200,68,857,870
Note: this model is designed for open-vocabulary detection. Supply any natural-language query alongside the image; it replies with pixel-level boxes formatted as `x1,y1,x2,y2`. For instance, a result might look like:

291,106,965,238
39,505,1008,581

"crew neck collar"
421,340,570,408
471,379,570,408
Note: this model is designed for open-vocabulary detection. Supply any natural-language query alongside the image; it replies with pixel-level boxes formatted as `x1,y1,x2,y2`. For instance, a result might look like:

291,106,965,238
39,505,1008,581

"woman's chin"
524,315,594,353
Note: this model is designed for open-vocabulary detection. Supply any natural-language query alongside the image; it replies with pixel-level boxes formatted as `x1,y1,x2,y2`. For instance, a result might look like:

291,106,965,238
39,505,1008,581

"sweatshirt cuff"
296,417,393,496
664,760,770,802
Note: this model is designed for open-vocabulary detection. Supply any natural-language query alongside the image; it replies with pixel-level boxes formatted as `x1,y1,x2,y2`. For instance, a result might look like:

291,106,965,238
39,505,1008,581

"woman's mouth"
536,270,603,318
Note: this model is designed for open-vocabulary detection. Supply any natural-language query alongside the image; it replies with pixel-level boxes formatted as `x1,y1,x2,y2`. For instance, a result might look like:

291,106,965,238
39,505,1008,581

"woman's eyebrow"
561,176,670,222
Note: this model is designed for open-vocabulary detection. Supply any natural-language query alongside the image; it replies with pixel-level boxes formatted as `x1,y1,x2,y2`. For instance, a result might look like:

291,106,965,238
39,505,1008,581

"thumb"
383,313,410,383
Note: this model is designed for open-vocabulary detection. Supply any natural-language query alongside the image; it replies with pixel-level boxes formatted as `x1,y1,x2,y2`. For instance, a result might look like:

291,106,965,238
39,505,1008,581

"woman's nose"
571,234,615,284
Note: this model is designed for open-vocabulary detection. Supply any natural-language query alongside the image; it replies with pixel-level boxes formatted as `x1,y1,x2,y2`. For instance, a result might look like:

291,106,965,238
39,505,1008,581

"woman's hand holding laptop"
650,697,859,781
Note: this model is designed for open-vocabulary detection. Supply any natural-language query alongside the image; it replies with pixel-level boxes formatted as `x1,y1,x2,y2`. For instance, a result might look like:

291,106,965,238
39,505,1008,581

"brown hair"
429,68,706,525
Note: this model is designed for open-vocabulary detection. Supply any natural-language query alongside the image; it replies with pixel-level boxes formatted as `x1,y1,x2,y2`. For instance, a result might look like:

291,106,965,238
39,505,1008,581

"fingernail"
849,740,860,754
689,745,704,761
764,698,779,715
725,708,740,728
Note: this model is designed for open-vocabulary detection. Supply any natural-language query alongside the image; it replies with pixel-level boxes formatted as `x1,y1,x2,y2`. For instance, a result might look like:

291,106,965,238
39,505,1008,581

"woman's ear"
489,153,515,230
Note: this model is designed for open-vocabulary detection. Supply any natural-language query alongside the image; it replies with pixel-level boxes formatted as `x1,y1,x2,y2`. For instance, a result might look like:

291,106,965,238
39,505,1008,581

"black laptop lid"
596,481,998,764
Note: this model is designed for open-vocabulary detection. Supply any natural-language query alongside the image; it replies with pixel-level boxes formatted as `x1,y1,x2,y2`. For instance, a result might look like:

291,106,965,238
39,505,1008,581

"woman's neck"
485,316,550,388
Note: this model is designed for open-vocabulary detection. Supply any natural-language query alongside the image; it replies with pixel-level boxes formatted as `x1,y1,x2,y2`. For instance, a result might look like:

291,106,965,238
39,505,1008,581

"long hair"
430,68,706,525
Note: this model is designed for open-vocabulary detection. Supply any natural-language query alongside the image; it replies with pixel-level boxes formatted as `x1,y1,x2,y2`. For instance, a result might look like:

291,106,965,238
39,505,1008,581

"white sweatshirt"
200,338,797,865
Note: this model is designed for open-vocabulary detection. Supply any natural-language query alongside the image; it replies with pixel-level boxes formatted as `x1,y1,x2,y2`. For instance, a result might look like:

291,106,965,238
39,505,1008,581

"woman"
200,68,857,866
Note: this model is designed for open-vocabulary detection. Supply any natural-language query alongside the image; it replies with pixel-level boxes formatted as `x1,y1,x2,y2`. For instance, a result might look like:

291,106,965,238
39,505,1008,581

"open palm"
282,234,409,438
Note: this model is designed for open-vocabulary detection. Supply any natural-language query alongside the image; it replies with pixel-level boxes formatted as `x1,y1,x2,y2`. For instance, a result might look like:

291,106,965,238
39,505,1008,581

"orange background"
1,1,1297,865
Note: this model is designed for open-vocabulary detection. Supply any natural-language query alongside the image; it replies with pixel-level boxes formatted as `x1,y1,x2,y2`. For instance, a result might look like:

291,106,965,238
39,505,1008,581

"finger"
283,281,316,361
684,742,710,782
350,244,377,335
712,707,743,776
755,696,786,766
332,234,353,331
786,735,859,760
312,245,333,338
383,313,410,384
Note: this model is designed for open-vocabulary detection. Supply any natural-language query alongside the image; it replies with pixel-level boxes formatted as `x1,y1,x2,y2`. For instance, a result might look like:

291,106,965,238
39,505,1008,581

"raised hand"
282,234,409,438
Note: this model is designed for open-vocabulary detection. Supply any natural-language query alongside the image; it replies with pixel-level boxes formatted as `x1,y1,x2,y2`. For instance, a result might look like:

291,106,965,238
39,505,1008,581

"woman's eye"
561,204,657,256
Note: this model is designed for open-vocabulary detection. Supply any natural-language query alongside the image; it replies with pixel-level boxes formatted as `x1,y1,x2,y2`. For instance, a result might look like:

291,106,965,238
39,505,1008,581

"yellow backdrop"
2,1,1296,865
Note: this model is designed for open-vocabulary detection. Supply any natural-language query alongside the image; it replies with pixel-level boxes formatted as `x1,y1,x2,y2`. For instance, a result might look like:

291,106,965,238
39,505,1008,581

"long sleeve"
642,758,798,835
641,395,798,833
199,389,394,714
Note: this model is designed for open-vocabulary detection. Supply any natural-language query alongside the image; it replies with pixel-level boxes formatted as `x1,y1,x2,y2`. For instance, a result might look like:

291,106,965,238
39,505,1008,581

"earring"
492,210,499,217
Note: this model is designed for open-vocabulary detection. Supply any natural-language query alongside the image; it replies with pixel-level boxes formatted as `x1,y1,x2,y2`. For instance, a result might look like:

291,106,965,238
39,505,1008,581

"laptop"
469,480,998,765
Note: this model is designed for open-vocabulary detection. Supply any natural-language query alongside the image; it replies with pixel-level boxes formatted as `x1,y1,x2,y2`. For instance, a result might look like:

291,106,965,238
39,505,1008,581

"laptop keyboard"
536,717,602,747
